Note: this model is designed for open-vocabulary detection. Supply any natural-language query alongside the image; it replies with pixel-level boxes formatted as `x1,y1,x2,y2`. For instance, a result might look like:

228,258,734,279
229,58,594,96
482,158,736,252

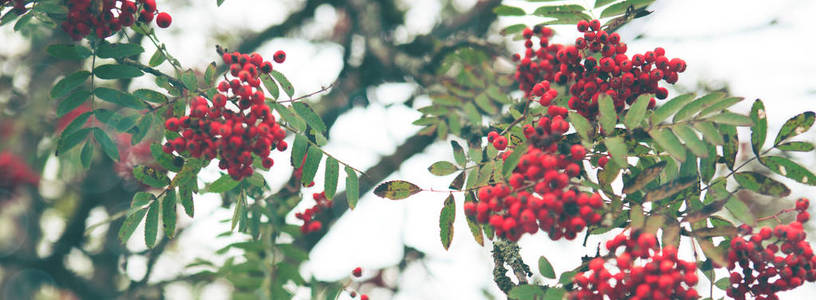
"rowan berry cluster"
295,191,331,234
0,151,39,198
465,106,602,241
60,0,172,40
725,198,816,300
163,51,287,181
348,267,369,300
571,231,700,300
513,20,686,119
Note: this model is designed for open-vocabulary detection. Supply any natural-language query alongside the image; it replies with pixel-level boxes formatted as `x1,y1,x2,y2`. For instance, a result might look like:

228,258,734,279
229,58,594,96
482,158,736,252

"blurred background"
1,0,815,299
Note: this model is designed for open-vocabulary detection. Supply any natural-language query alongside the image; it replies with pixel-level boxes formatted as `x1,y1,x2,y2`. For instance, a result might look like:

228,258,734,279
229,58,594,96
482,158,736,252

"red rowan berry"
360,295,369,300
273,50,286,63
156,12,172,28
352,267,362,277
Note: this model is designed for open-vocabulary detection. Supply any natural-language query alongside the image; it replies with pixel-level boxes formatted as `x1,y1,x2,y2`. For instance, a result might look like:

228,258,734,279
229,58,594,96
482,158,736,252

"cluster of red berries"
725,198,816,300
348,267,369,300
60,0,172,41
163,51,287,181
513,20,686,119
0,151,39,198
465,107,602,241
571,231,700,300
294,192,331,234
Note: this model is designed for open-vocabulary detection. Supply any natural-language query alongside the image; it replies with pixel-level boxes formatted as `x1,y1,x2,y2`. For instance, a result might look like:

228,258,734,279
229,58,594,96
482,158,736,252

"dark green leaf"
133,89,167,104
273,103,306,131
80,141,93,168
474,93,496,114
500,24,527,35
292,102,327,134
148,48,166,67
94,64,143,79
97,42,144,59
464,192,484,246
131,114,153,144
145,199,159,248
697,239,727,267
776,141,814,152
774,111,815,146
449,171,466,190
301,146,323,185
721,124,738,170
707,112,752,126
650,93,695,125
57,89,90,117
715,278,731,291
649,128,686,162
537,11,593,25
118,206,148,243
509,285,545,299
345,167,359,209
95,87,147,109
624,94,651,129
133,165,170,188
12,12,32,32
493,5,526,16
644,176,696,202
725,197,755,226
622,161,666,194
502,148,524,178
760,156,816,186
269,70,294,98
463,102,482,125
260,73,280,100
439,194,455,250
533,4,585,16
162,189,177,238
179,183,194,217
373,180,422,200
538,256,555,279
51,71,90,98
291,134,308,168
672,124,708,158
208,174,240,193
595,0,617,8
204,62,217,86
429,161,458,176
598,93,616,135
181,69,198,90
47,44,92,60
92,128,119,161
217,0,226,6
324,157,339,200
544,287,566,300
734,172,790,197
451,141,466,166
600,0,655,18
58,128,90,155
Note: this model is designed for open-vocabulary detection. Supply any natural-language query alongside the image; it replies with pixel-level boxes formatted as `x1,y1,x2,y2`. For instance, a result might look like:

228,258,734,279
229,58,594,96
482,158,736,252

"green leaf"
345,167,359,209
131,114,153,144
439,194,455,250
533,4,585,16
544,287,566,300
605,136,628,168
132,89,167,104
706,112,752,126
714,277,731,291
774,111,815,146
148,48,166,67
500,24,527,36
502,148,524,178
269,70,294,98
51,71,90,98
291,134,308,168
721,124,738,170
58,128,90,155
95,87,146,109
537,11,593,24
600,0,655,18
131,192,155,208
260,73,280,100
47,44,92,60
118,206,148,243
94,64,144,79
699,97,744,117
493,5,526,16
301,146,323,185
671,124,708,158
649,128,686,162
673,92,725,122
179,183,194,218
133,165,170,188
644,176,696,202
96,42,144,59
92,128,119,161
598,93,616,135
324,157,339,200
162,189,177,238
57,89,90,117
203,62,217,86
451,141,466,166
463,102,482,125
725,197,755,226
474,93,497,114
80,141,93,168
538,256,555,279
13,12,32,32
508,285,545,300
292,102,327,134
760,156,816,186
776,141,814,152
694,122,724,145
623,161,667,194
734,172,790,197
208,174,240,193
463,192,484,246
651,93,695,125
624,94,651,129
373,180,422,200
595,0,617,8
181,69,198,90
217,0,226,6
569,111,593,141
429,161,458,176
145,199,159,248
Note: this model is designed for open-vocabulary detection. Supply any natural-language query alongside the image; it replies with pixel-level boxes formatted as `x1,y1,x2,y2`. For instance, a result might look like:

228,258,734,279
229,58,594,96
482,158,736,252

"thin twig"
275,83,335,103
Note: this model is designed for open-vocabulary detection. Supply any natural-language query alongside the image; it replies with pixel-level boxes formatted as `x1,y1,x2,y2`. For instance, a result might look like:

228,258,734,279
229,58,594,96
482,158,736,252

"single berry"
156,12,172,28
273,50,286,63
352,267,362,277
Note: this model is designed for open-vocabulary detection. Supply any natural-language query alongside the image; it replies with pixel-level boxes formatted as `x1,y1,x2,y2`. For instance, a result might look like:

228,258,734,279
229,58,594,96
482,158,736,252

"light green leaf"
649,128,686,162
148,48,166,67
291,134,308,168
600,0,655,18
269,70,294,98
439,194,455,250
605,136,628,168
624,94,651,129
569,111,594,141
373,180,421,200
598,93,616,135
508,285,545,300
179,183,194,217
776,141,814,152
673,92,725,122
181,69,198,90
429,161,458,176
734,172,790,197
671,124,708,158
324,157,339,200
694,122,724,145
749,99,767,156
493,5,526,16
292,102,327,134
650,93,695,125
774,111,815,146
538,256,555,279
500,24,527,36
207,174,240,193
706,112,752,126
345,167,359,209
260,73,280,100
725,197,755,226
